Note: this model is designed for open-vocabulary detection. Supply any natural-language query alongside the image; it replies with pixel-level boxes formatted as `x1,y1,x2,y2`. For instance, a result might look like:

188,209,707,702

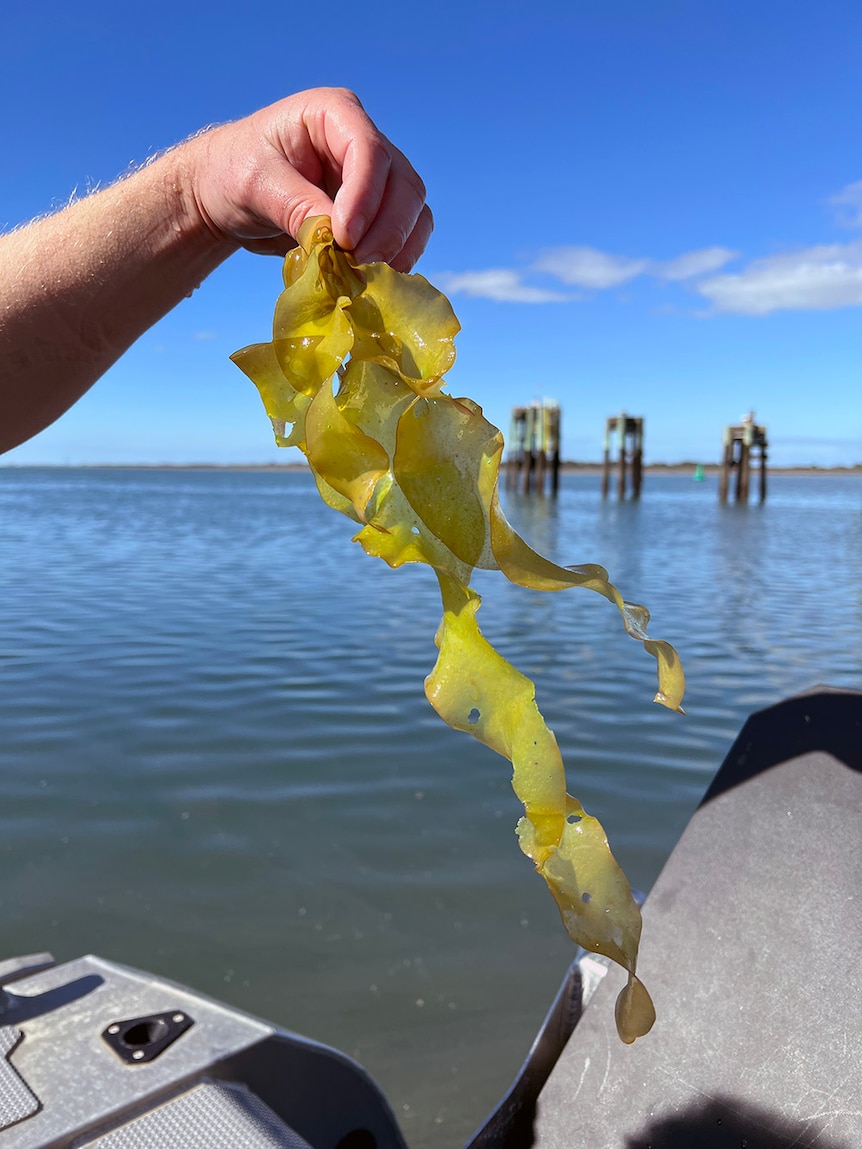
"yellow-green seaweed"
231,217,685,1043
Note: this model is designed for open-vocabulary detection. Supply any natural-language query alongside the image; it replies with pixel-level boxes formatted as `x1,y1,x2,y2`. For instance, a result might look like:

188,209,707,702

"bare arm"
0,87,432,455
0,152,234,453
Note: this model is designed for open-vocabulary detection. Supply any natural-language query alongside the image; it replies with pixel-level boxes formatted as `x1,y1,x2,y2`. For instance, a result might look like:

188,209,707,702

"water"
1,467,860,1146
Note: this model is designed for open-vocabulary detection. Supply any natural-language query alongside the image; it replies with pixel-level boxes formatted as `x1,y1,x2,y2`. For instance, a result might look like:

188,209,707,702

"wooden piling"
506,401,561,495
719,417,768,503
601,414,644,500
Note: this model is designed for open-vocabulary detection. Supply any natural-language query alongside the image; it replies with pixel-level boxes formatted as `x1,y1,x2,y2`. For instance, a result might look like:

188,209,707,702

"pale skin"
0,87,433,455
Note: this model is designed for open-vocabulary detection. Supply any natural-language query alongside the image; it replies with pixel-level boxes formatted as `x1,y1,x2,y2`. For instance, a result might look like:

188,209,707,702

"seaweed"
231,218,685,1042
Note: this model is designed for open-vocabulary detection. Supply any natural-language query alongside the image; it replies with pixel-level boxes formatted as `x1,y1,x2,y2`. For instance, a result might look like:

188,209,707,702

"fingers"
333,141,429,269
388,204,434,273
190,88,432,271
302,92,431,270
324,103,429,268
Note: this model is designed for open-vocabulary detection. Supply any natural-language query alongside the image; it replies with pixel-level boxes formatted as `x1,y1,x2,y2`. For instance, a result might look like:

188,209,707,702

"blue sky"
3,0,862,467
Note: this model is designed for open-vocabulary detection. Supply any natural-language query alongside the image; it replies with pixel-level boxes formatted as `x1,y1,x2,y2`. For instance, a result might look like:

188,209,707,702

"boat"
1,685,860,1147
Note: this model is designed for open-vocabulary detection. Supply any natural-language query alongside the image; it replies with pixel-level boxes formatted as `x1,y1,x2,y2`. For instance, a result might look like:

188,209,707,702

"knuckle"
335,86,362,106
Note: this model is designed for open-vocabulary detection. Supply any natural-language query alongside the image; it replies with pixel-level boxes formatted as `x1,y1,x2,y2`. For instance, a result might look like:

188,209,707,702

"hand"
187,88,433,271
0,86,433,454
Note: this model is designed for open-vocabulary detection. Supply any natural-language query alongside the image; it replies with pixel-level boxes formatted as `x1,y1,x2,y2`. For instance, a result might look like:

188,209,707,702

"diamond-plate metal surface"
0,1027,39,1131
83,1082,313,1148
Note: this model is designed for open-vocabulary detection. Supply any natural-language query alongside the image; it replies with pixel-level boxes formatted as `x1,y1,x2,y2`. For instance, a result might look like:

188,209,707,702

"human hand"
186,88,433,271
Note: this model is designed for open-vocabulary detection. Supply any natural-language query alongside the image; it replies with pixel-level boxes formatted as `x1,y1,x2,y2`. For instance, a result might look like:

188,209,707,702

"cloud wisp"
531,246,650,289
654,247,738,281
695,241,862,315
438,245,738,305
828,180,862,229
438,180,862,315
435,269,572,304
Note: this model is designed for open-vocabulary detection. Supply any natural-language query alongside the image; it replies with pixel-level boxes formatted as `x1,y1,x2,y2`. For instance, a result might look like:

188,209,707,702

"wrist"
154,134,241,262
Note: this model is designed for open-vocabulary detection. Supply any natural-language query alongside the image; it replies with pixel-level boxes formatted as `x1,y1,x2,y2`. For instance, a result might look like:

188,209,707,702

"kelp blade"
230,216,684,1042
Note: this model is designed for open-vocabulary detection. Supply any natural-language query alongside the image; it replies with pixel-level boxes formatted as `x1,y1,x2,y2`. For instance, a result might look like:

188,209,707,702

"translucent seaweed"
231,217,685,1042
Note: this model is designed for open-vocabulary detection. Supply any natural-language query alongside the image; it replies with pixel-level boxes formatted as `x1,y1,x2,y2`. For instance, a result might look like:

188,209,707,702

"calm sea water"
1,467,861,1146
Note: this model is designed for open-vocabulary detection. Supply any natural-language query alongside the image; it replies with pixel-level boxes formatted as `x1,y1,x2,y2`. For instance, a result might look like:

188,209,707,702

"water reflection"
1,468,861,1149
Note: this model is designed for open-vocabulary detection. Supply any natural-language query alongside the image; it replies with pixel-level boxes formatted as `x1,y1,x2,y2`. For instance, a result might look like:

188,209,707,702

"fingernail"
346,214,367,251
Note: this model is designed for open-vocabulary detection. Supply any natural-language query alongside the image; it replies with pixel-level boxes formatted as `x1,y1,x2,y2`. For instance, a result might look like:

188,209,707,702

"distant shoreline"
3,462,861,477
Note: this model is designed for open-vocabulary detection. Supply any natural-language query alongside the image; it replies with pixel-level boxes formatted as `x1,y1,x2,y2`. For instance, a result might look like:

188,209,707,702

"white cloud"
438,215,862,315
696,242,862,315
828,180,862,228
440,244,738,304
437,269,571,303
193,330,219,341
655,246,738,280
532,245,649,288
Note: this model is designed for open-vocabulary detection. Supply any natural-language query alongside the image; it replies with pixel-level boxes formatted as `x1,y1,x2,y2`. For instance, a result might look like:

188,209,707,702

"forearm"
0,89,431,455
0,139,236,454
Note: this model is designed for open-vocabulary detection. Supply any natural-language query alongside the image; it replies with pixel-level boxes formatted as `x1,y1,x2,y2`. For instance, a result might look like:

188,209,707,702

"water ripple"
1,467,860,1147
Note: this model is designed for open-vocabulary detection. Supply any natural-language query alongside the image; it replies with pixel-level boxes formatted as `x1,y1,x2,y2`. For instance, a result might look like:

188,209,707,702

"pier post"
523,405,535,494
505,401,562,496
506,408,525,493
549,404,561,496
718,434,731,502
601,414,644,500
719,416,768,503
601,428,611,499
